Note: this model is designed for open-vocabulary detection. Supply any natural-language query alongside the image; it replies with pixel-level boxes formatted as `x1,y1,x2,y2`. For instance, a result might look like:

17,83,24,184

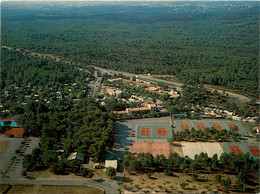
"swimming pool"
0,121,19,126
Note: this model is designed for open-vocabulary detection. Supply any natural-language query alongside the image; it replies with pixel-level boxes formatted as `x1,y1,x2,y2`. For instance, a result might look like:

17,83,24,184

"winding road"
2,45,258,104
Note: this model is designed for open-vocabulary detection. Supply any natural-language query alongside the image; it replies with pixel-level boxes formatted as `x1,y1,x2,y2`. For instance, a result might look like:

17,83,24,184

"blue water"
0,121,19,126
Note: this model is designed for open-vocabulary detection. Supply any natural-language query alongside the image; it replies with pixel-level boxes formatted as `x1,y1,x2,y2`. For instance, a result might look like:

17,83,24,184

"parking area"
2,137,39,179
0,136,23,176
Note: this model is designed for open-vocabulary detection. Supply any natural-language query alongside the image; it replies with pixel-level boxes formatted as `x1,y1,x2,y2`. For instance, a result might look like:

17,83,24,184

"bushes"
106,167,116,178
81,168,94,178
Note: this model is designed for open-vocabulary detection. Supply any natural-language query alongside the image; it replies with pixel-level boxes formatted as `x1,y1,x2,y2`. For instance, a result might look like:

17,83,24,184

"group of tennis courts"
175,120,246,134
136,125,172,139
223,143,260,158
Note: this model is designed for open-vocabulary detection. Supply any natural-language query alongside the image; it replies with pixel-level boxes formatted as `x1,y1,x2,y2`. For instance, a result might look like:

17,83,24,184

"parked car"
94,178,104,182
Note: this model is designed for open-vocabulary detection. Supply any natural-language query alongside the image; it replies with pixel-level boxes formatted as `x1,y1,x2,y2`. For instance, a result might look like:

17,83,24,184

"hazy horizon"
2,0,257,2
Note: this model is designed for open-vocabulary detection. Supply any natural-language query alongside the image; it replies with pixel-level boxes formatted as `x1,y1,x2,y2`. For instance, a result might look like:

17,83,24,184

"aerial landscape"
0,1,259,193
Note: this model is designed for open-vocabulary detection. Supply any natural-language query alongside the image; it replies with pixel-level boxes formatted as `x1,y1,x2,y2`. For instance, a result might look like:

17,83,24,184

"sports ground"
223,143,260,158
117,117,258,160
181,142,224,159
129,142,170,158
175,120,246,134
137,125,172,139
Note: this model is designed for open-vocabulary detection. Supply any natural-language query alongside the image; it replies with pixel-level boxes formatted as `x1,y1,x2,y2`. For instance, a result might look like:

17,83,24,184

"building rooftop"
67,152,84,161
108,78,123,82
146,86,158,91
126,107,150,112
4,127,25,136
105,160,118,169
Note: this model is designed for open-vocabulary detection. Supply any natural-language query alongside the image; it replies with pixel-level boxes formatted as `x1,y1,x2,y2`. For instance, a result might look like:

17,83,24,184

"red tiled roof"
4,128,25,136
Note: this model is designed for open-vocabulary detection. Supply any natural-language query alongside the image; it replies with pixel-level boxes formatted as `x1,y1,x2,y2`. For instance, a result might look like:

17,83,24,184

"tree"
21,170,27,176
41,150,58,166
106,167,116,178
191,172,198,181
215,174,222,182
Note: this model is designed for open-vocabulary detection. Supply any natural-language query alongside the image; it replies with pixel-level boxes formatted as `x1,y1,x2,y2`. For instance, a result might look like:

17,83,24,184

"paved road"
3,45,258,104
92,77,102,98
93,66,183,91
0,177,119,194
92,66,260,104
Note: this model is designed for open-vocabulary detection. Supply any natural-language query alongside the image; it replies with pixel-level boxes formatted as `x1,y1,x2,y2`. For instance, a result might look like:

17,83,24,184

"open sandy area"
181,142,224,159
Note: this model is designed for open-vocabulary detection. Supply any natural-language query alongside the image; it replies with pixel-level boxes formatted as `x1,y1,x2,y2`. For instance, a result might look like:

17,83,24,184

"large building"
126,103,157,116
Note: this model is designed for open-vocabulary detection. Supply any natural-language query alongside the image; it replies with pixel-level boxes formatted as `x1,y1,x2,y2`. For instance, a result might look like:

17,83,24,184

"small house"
67,152,84,162
94,163,104,169
4,127,25,137
105,160,118,171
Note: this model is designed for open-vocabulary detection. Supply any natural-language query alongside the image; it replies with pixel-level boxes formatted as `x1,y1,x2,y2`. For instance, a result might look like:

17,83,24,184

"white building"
105,160,118,171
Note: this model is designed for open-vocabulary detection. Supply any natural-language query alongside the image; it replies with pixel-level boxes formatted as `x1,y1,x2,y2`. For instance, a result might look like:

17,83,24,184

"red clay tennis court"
157,128,168,136
129,142,169,158
179,123,191,131
211,123,223,131
247,146,260,157
195,123,207,131
227,124,241,132
228,145,244,156
140,127,151,136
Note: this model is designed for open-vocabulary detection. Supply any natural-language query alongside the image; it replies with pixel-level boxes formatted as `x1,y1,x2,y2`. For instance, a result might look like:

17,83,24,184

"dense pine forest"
2,1,259,95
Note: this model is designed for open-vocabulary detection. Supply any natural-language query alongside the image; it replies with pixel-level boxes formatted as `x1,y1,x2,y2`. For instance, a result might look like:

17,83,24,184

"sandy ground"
181,142,224,159
122,171,237,193
0,184,10,193
169,143,183,157
1,185,104,194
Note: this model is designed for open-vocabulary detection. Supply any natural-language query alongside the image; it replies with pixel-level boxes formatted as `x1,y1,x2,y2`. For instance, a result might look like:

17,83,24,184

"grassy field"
27,167,109,181
1,185,104,194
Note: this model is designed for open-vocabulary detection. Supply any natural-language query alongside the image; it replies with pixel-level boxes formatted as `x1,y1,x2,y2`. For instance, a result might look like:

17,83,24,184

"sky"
2,0,255,1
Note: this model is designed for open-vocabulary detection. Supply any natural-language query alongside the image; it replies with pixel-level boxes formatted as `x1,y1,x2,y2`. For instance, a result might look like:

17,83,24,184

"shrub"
87,171,94,178
180,182,188,189
21,170,27,176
